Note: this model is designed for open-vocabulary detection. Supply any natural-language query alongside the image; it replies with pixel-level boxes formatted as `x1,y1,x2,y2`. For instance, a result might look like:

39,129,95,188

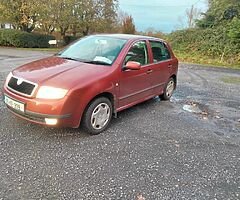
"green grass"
174,50,240,70
220,76,240,84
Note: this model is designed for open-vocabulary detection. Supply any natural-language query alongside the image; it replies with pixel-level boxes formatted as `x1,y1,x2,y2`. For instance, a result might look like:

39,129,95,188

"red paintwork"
3,34,178,128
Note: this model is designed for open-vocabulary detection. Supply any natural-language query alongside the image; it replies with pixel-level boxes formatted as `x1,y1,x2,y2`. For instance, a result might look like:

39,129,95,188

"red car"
3,34,178,134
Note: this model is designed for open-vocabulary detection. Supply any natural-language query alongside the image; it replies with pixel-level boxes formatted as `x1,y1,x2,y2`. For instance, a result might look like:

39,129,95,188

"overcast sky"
119,0,208,33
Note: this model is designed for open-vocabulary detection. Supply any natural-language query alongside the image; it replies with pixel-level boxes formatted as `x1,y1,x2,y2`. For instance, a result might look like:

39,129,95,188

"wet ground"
174,64,240,139
0,48,239,199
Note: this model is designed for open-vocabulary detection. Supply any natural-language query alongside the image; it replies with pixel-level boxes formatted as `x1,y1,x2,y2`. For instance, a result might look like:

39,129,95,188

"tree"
76,0,119,35
196,0,240,28
122,15,136,34
0,0,119,37
98,0,119,33
170,0,240,65
0,0,40,32
228,17,240,42
185,5,201,28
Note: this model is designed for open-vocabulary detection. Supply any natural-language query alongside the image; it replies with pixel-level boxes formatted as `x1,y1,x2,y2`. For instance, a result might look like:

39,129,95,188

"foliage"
0,29,55,48
168,0,240,67
122,15,136,34
196,0,240,28
0,0,119,37
227,17,240,42
0,0,40,32
63,35,79,45
168,27,240,65
185,5,201,28
138,29,166,40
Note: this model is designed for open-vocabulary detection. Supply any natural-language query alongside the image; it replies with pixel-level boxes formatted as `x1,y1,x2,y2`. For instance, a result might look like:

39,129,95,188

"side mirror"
125,61,141,70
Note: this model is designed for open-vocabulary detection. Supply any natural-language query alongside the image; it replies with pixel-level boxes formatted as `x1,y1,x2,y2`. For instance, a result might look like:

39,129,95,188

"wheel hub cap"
166,80,174,97
91,103,110,130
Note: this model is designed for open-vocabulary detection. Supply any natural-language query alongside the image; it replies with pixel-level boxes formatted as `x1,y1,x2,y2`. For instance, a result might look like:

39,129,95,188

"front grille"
8,76,36,96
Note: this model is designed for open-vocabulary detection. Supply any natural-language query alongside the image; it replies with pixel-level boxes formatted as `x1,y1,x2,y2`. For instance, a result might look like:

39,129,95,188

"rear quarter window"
150,41,171,63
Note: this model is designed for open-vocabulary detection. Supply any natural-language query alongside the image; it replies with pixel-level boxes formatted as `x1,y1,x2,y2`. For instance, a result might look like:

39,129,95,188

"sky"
119,0,208,33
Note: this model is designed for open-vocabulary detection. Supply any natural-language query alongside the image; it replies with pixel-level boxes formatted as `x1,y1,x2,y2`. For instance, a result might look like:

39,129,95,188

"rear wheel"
159,77,175,101
82,97,112,135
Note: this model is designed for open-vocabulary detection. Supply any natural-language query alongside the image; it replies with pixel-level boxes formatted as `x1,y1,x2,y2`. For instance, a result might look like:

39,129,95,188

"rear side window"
150,41,171,63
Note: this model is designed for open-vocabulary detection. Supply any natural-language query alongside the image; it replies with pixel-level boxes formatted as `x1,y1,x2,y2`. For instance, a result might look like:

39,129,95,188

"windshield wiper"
83,60,111,66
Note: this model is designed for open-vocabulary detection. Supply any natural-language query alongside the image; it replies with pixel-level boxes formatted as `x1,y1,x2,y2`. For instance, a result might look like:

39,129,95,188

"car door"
148,41,173,95
118,40,154,109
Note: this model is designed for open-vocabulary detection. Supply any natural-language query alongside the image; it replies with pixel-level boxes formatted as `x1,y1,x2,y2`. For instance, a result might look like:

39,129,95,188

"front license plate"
4,96,25,112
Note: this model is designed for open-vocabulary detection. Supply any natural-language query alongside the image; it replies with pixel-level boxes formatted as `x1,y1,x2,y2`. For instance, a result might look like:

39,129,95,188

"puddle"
182,102,210,121
183,104,202,114
214,131,225,136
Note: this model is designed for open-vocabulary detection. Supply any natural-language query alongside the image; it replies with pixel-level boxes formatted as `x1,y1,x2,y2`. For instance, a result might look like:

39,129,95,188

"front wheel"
159,77,175,101
82,97,112,135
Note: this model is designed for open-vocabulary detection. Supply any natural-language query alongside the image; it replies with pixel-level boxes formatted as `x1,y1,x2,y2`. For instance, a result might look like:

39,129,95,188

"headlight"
5,72,13,84
36,86,68,99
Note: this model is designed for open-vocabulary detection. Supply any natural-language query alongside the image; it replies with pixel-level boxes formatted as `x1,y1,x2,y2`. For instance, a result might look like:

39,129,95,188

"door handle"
168,64,173,68
146,69,153,74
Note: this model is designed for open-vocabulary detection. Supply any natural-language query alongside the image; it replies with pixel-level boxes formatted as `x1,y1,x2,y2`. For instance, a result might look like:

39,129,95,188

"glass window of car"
150,41,171,63
124,41,149,66
57,36,127,65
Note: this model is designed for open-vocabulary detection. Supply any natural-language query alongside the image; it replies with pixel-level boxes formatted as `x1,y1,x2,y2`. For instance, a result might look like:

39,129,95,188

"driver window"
124,41,149,66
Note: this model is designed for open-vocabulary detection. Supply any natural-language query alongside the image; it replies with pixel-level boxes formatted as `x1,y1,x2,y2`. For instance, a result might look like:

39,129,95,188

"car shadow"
110,96,172,125
3,93,177,139
7,96,175,139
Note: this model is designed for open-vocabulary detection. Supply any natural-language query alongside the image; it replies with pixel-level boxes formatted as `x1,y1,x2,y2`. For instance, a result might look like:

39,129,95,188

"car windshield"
57,36,127,66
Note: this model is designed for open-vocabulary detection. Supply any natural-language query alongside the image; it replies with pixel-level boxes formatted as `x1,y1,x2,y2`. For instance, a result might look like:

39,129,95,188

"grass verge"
220,76,240,84
174,50,240,70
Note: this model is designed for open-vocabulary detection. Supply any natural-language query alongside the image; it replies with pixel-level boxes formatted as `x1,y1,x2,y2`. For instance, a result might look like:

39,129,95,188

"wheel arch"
82,92,116,120
91,92,115,110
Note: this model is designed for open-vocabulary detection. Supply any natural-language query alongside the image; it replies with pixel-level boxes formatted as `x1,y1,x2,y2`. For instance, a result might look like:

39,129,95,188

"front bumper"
7,105,71,125
3,86,79,128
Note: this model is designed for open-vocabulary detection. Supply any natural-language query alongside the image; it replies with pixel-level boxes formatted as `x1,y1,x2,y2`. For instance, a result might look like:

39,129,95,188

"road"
0,48,239,200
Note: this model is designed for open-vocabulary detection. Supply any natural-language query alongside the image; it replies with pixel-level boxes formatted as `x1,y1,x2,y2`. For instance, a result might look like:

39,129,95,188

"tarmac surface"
0,48,239,199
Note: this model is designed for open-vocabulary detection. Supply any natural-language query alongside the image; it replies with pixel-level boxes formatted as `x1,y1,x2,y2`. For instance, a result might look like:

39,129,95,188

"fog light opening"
45,118,58,125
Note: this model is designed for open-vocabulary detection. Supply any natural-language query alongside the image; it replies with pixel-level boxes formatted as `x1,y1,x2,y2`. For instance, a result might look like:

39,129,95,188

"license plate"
4,96,25,112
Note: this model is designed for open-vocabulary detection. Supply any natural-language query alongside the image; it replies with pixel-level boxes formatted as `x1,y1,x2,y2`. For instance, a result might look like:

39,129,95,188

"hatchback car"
3,34,178,134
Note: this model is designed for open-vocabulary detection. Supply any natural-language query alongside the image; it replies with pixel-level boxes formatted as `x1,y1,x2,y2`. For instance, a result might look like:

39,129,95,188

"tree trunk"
82,26,90,36
60,26,68,38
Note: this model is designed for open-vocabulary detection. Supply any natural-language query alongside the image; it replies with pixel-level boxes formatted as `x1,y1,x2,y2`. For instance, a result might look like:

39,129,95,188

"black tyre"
82,97,112,135
159,77,175,101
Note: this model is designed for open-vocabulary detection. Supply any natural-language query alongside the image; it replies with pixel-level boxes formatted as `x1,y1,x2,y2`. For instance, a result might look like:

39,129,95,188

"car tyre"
82,97,112,135
159,77,175,101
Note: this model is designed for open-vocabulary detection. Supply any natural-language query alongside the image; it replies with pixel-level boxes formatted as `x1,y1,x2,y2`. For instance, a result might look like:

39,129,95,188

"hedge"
63,35,79,45
0,29,55,48
168,27,240,60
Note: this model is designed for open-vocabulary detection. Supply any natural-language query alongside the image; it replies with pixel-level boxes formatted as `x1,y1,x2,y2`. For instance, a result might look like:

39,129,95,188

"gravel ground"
0,48,239,200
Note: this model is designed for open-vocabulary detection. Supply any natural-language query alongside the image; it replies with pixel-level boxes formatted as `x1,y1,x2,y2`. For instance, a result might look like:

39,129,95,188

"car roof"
92,34,164,42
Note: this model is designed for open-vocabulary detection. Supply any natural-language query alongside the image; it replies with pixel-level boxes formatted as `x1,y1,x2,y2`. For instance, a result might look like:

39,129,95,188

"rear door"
148,41,173,95
118,40,154,109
